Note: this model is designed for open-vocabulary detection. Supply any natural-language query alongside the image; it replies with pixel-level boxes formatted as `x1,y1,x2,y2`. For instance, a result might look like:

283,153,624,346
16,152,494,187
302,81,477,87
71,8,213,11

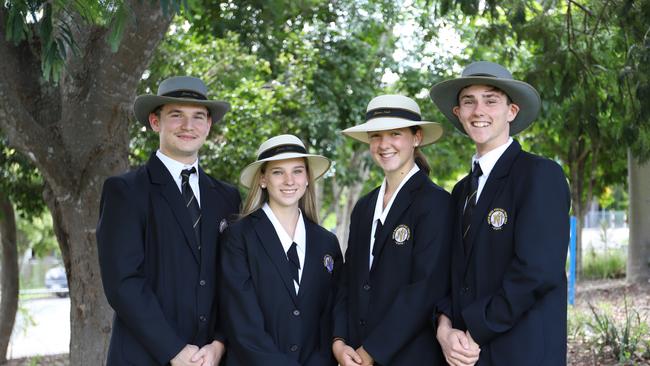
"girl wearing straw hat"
332,95,452,366
220,134,342,366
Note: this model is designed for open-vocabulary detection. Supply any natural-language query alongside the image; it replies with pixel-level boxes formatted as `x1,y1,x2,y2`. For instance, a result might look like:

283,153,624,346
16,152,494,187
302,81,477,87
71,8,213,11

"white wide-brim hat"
240,134,331,189
134,76,230,127
342,94,444,145
429,61,541,136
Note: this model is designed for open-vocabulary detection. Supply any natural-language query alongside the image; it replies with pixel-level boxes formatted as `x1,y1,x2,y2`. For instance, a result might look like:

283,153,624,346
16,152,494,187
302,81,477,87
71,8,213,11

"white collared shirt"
156,150,201,207
262,203,306,293
472,137,513,202
369,164,420,269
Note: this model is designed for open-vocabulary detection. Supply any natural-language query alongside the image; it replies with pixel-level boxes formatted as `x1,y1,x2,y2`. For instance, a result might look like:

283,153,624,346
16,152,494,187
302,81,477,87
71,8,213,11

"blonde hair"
240,159,320,223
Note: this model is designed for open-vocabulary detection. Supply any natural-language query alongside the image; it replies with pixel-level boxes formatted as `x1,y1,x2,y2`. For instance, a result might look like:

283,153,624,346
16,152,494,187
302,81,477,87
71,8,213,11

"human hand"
190,340,226,366
436,316,480,366
355,346,374,366
332,339,362,366
170,344,201,366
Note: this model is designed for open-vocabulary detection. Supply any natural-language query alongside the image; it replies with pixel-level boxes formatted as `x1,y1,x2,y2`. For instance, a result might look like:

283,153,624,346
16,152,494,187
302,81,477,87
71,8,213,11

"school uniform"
333,166,452,366
441,139,570,365
220,205,342,366
96,152,241,365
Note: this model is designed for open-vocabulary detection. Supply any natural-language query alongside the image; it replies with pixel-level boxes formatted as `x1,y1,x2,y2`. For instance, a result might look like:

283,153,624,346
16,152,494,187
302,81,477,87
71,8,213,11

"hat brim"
429,77,541,136
239,152,331,189
134,95,231,127
341,118,444,145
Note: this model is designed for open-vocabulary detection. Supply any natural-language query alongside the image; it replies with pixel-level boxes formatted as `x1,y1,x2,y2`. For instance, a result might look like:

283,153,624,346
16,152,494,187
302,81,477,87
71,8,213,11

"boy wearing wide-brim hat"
333,95,452,366
430,61,570,366
97,76,240,365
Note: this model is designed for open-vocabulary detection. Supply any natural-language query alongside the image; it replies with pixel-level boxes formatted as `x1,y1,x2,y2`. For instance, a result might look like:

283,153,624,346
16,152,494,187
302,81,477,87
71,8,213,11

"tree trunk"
0,192,18,363
627,150,650,283
0,2,172,364
334,150,370,254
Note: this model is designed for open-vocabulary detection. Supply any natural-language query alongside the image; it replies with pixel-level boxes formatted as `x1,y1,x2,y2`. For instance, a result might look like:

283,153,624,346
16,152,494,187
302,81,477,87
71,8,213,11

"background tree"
0,136,44,363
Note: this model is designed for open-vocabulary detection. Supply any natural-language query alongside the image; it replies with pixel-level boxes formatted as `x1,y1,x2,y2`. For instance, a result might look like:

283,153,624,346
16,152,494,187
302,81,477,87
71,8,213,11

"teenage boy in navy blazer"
97,76,240,366
429,61,570,366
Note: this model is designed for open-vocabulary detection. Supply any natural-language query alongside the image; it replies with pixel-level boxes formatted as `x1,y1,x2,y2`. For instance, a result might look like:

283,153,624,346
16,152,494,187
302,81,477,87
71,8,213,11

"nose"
378,135,390,149
471,102,486,117
180,115,193,129
284,173,295,186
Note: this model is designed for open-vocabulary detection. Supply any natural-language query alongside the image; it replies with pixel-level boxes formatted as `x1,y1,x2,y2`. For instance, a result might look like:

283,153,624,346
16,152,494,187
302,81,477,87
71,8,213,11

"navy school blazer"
220,208,343,366
441,140,570,365
97,153,240,365
333,169,452,366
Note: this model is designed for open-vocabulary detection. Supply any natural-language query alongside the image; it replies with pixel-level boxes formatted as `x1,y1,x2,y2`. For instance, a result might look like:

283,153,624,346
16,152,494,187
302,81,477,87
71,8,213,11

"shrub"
582,249,626,280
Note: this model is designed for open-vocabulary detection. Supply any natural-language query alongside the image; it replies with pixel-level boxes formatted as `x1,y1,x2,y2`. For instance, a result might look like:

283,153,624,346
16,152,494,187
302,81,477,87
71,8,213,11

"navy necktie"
287,242,300,286
181,168,201,248
372,219,383,256
462,162,482,254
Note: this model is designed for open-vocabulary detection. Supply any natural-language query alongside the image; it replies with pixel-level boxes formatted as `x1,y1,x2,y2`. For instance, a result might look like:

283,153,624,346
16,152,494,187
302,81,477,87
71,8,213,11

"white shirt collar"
373,164,420,224
262,203,306,255
156,150,199,180
156,150,201,206
472,137,513,179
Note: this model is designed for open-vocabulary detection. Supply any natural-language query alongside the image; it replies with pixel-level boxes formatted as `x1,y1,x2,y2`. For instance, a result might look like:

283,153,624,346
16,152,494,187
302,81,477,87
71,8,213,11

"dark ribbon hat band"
258,144,307,160
365,107,421,122
162,90,208,100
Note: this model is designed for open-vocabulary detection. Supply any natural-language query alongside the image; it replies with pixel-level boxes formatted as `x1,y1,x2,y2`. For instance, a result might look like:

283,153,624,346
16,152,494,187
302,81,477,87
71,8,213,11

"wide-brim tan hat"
429,61,541,136
240,134,331,189
134,76,230,127
342,94,443,145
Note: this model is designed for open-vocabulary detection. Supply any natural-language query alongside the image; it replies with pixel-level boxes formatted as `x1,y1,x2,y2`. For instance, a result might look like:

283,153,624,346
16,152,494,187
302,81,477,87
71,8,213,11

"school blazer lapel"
371,171,423,271
198,168,220,256
463,140,521,267
297,220,324,301
147,154,200,263
252,209,298,304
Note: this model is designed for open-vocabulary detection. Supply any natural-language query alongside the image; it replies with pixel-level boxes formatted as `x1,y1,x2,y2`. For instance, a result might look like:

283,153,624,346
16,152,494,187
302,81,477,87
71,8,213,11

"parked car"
44,266,68,298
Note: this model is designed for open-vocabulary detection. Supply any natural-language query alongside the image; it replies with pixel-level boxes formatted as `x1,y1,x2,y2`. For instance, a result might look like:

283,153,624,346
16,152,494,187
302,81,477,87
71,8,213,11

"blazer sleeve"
213,186,242,344
332,202,360,341
462,160,570,345
363,190,453,365
96,176,185,364
219,226,301,366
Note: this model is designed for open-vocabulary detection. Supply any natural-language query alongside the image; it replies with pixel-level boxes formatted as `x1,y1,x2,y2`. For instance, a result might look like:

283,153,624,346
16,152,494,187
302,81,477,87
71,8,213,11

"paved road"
7,296,70,359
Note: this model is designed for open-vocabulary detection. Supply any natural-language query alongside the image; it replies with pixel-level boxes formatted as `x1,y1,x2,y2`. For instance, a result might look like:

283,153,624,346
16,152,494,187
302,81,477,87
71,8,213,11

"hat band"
258,144,307,160
366,108,421,122
161,90,207,100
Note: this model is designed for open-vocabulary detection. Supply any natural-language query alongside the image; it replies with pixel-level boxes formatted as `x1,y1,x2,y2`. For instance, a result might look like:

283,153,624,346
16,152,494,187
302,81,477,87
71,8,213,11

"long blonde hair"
240,159,320,223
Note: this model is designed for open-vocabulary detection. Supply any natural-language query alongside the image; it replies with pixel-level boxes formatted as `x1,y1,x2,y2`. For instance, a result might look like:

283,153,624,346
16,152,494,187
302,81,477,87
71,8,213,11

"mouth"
280,189,298,194
176,134,197,141
379,151,396,159
470,121,491,128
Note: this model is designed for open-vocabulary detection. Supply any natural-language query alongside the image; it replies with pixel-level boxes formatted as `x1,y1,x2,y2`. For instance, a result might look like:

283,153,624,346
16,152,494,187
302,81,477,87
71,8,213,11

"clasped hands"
170,341,225,366
333,340,374,366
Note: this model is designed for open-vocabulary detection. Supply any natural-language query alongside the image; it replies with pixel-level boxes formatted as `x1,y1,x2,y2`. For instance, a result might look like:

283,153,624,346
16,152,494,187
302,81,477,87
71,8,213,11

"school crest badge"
487,208,508,230
323,254,334,273
392,224,410,245
219,218,228,233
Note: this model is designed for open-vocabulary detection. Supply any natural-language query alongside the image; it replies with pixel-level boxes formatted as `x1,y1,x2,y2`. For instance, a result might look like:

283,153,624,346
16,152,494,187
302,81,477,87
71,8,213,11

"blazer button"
461,286,469,294
290,345,299,352
199,315,207,322
293,309,300,316
362,283,371,291
359,319,365,326
199,280,206,286
198,245,201,251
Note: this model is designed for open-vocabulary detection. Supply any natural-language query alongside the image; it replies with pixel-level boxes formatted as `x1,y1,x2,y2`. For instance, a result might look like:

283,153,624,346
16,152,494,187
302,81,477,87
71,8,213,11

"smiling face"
260,158,309,211
149,103,212,164
368,127,421,177
452,84,520,156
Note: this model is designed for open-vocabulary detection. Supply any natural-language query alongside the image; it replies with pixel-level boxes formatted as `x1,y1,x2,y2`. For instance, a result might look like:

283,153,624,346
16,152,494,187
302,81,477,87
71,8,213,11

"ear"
149,113,161,132
507,103,520,123
413,128,423,147
260,174,267,189
452,106,461,118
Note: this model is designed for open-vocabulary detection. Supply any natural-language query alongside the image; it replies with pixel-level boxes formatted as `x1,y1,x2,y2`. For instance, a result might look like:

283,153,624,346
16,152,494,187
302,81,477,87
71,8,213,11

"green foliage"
16,210,58,258
583,249,626,280
0,136,45,217
587,299,650,363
